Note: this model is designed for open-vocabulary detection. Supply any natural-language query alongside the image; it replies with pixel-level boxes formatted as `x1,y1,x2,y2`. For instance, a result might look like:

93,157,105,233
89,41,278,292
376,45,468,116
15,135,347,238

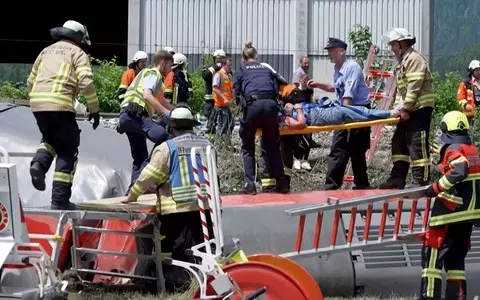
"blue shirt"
233,61,277,98
332,59,370,106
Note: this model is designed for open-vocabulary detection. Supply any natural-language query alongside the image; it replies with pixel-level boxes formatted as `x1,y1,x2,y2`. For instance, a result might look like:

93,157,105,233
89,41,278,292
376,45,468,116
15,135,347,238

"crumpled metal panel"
0,103,146,208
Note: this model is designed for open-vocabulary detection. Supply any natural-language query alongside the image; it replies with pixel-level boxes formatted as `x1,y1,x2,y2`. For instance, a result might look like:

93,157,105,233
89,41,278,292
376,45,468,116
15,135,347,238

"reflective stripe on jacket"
27,40,99,113
213,70,234,107
121,68,163,117
457,79,477,118
394,48,435,112
429,137,480,227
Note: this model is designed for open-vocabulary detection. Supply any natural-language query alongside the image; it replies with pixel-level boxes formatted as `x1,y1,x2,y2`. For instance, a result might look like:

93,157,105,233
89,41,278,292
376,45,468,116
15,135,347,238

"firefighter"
117,51,149,101
234,41,289,195
457,59,480,127
27,20,99,210
117,50,174,191
122,105,213,292
202,49,226,133
212,57,235,140
420,110,480,300
163,53,193,105
379,28,435,189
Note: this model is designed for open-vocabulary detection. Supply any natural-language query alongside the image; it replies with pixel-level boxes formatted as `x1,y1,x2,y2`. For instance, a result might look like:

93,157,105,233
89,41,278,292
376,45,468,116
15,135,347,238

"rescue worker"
163,53,193,105
308,37,372,190
379,28,435,189
234,40,289,195
457,59,480,127
420,110,480,300
212,57,235,140
121,105,213,292
117,51,149,101
164,46,176,55
27,20,99,210
117,50,174,191
202,49,226,133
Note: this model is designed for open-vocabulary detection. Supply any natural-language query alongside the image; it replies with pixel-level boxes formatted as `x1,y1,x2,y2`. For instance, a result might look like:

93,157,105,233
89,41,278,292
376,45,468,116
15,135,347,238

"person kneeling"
122,105,214,293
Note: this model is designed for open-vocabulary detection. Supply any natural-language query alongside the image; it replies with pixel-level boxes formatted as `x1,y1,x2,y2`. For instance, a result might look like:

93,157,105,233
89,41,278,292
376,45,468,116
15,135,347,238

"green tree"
348,24,373,65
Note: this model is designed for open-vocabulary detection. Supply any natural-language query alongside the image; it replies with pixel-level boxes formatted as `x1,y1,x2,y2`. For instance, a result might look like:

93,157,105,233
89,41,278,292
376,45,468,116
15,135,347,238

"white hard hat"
165,106,201,127
133,51,148,62
469,60,480,71
386,28,415,44
62,20,91,45
213,49,226,58
172,53,187,69
164,46,175,54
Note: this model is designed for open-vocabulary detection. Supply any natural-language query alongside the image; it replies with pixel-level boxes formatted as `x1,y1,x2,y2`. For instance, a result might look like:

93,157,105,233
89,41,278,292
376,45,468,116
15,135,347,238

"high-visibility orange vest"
213,70,234,107
457,79,477,119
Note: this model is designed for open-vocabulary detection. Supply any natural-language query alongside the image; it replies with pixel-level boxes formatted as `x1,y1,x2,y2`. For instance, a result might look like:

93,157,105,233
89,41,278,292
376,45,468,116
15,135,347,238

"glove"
425,183,439,198
89,112,100,130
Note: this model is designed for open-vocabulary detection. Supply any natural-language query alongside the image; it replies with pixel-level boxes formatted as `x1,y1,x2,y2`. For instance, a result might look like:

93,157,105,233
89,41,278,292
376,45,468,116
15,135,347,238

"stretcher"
256,117,399,136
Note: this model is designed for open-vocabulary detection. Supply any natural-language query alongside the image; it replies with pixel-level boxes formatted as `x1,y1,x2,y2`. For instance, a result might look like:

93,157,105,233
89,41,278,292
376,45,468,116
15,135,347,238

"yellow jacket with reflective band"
129,132,214,215
394,48,435,112
27,41,100,114
429,139,480,227
121,68,164,117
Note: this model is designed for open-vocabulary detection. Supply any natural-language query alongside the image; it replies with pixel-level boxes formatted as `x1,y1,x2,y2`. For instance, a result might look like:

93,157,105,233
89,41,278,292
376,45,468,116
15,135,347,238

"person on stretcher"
280,96,396,129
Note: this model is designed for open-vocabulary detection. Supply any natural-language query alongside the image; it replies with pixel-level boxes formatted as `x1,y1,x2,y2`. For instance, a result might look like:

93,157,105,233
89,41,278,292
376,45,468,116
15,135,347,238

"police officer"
233,41,289,194
419,110,480,300
117,50,174,192
202,49,226,133
27,20,99,210
308,37,372,190
379,28,435,189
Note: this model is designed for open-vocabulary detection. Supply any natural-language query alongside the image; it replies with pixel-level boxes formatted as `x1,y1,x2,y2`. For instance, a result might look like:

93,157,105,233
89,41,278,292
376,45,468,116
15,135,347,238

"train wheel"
247,254,323,299
192,261,309,299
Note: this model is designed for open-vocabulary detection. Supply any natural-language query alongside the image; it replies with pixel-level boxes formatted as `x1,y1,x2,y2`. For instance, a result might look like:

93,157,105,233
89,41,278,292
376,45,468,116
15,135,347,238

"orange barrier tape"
256,117,400,136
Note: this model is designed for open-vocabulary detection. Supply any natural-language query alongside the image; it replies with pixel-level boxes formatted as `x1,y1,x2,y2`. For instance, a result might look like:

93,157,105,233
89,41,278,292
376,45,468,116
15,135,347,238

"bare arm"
307,80,335,93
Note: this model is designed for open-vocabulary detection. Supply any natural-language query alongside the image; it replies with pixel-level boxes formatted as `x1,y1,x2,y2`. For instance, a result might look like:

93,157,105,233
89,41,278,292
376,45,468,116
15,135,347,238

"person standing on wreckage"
121,105,214,292
27,20,100,210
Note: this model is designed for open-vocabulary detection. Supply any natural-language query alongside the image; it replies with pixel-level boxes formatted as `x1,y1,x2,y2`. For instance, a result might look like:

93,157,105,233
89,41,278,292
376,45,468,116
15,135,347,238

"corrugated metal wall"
140,0,295,78
308,0,426,55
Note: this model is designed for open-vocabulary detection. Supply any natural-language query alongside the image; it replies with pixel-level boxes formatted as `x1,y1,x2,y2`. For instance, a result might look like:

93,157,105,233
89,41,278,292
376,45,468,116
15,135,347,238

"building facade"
128,0,433,86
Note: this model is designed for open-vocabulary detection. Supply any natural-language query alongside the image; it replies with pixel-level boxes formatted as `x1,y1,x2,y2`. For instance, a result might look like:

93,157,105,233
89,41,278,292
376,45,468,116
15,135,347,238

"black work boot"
377,178,405,189
275,178,290,194
242,183,257,195
50,201,77,210
261,186,276,193
30,162,46,191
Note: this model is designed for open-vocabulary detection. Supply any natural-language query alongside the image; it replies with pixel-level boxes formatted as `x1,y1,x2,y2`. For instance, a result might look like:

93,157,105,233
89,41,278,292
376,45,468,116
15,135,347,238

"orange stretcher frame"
256,117,400,136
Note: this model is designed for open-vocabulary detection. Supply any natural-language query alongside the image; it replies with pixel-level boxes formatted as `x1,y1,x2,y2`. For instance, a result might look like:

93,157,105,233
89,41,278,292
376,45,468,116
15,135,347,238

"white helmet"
62,20,91,45
469,60,480,71
133,51,148,62
213,49,226,58
386,28,415,44
172,53,187,69
164,46,175,55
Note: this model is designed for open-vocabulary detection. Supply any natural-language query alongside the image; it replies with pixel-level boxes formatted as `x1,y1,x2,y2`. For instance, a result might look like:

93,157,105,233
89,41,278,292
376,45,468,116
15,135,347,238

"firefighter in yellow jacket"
27,20,100,210
420,111,480,300
121,105,213,291
379,28,435,189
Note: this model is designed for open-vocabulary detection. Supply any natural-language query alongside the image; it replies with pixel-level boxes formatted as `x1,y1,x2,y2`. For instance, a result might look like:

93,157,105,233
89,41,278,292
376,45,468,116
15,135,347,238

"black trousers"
293,134,312,161
325,106,371,189
387,107,433,188
203,99,215,134
258,136,293,190
420,222,472,300
239,99,285,189
31,111,80,205
134,211,214,293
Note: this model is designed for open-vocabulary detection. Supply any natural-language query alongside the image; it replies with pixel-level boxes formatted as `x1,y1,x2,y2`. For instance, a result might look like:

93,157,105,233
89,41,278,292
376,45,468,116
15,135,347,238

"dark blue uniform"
234,61,288,194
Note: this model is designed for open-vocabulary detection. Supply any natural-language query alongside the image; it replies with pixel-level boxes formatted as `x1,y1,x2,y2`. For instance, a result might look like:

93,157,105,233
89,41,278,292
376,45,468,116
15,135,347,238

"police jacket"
27,40,100,114
394,48,435,112
233,61,277,102
429,132,480,227
202,63,222,101
457,78,479,119
128,132,212,215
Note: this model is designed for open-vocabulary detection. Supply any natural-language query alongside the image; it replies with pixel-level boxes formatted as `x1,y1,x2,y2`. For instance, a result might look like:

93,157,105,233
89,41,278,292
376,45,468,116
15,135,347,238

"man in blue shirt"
309,37,372,190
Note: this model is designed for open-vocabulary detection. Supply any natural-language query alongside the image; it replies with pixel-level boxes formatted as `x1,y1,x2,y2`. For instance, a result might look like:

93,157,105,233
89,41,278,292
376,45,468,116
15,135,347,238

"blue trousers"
118,110,169,192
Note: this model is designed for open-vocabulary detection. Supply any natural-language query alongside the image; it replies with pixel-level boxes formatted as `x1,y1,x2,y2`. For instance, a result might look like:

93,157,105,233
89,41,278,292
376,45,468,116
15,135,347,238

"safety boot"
377,178,405,189
50,201,77,210
275,178,290,194
242,183,257,195
30,162,46,191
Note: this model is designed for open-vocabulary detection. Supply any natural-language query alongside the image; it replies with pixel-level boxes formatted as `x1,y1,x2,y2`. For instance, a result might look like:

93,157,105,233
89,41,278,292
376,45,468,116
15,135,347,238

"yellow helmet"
439,111,469,132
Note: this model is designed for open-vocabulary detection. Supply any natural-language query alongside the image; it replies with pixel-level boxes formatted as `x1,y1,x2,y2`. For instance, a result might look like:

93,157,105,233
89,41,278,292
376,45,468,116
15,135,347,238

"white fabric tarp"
0,103,150,208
